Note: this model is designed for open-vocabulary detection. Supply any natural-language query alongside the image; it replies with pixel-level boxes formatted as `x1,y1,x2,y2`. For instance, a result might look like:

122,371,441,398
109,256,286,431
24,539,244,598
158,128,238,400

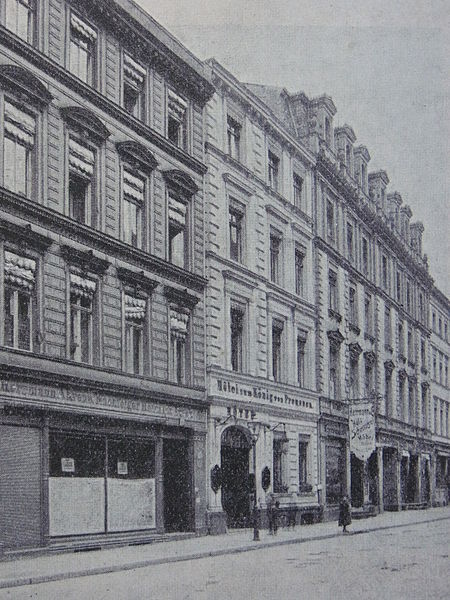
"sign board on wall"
61,458,75,473
349,401,375,461
117,461,128,475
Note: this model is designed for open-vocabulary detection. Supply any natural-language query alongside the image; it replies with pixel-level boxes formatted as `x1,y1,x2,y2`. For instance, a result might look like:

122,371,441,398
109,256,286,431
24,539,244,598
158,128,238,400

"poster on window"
349,401,375,461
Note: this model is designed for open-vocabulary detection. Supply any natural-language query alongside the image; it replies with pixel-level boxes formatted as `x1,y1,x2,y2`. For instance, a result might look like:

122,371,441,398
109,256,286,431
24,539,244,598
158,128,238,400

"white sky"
136,0,450,295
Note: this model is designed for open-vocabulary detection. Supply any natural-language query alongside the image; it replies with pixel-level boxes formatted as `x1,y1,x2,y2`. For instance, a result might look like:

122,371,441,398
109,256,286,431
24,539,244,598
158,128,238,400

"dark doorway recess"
221,426,251,528
351,454,364,508
163,438,191,533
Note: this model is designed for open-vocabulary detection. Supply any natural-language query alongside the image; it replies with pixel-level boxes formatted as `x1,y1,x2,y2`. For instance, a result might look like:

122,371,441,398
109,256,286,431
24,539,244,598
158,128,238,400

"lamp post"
248,420,260,541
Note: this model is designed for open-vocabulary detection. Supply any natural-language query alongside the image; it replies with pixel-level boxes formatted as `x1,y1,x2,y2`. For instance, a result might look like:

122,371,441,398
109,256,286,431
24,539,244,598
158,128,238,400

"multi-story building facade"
0,0,214,551
248,83,435,518
430,287,450,505
204,62,321,533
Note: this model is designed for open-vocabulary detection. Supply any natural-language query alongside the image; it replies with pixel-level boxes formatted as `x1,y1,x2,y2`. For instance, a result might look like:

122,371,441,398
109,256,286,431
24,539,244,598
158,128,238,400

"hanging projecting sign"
349,401,375,461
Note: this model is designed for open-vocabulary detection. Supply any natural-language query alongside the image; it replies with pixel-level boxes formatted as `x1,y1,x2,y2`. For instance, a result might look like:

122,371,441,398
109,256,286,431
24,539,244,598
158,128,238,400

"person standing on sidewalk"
338,495,352,533
272,501,280,535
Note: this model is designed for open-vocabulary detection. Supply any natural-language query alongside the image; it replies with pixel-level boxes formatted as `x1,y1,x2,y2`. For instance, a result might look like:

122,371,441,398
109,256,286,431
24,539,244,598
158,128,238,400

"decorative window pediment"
4,250,36,290
163,169,198,197
116,266,158,292
0,220,52,253
164,285,200,308
60,106,110,141
116,141,158,173
0,65,53,106
60,245,109,275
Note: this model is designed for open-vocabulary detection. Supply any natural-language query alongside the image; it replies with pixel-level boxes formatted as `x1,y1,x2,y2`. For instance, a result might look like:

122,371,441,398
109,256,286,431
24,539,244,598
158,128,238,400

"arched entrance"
221,426,251,528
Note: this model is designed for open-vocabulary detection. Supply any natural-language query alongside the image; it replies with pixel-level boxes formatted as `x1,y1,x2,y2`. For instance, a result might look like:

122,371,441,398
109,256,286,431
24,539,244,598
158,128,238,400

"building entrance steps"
0,506,449,591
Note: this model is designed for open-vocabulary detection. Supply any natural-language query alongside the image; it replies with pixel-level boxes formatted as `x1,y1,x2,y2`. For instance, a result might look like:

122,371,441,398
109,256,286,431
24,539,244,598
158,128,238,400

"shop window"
122,168,145,248
50,432,105,478
69,273,95,363
294,246,305,296
297,334,306,387
3,250,36,351
227,116,241,160
2,101,35,198
170,304,190,384
124,294,146,375
329,270,338,313
167,89,188,150
123,53,146,120
69,12,97,85
298,440,308,489
229,206,244,263
3,0,35,44
168,191,188,269
230,305,244,373
269,232,281,284
268,150,279,192
272,320,283,382
68,137,95,225
273,438,286,493
293,173,303,209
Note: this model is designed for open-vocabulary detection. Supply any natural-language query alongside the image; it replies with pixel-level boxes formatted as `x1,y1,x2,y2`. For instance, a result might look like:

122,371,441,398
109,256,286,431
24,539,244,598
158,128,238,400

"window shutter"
4,251,36,290
123,170,145,203
4,102,35,147
124,53,146,85
170,305,190,340
70,13,97,41
168,194,187,227
69,138,95,177
70,273,96,298
167,89,187,120
124,294,146,321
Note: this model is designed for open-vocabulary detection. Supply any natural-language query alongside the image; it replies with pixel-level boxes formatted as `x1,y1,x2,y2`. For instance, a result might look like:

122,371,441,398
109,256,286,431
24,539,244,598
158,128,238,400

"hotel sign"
349,401,376,461
212,378,316,412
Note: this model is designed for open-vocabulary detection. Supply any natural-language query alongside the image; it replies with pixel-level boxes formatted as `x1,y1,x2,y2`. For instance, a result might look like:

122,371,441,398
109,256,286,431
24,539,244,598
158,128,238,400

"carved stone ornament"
384,359,395,375
349,342,363,360
398,368,407,381
364,350,377,365
327,329,344,349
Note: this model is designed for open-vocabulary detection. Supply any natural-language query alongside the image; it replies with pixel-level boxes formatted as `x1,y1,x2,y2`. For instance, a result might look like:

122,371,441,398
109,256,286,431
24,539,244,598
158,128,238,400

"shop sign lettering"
0,379,204,423
349,401,376,461
214,378,316,411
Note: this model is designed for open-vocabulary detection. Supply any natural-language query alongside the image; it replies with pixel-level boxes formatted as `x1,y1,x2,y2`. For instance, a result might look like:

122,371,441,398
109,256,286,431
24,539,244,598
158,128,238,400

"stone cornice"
0,63,53,106
60,245,110,275
0,27,208,175
0,187,207,291
0,218,53,253
163,285,201,307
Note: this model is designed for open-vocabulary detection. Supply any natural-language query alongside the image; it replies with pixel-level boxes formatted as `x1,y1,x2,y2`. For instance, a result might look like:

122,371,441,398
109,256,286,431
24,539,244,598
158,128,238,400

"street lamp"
248,420,261,541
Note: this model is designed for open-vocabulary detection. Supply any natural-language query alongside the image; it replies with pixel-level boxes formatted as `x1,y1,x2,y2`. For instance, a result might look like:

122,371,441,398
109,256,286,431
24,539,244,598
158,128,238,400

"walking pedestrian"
267,493,275,534
338,495,352,533
273,500,280,535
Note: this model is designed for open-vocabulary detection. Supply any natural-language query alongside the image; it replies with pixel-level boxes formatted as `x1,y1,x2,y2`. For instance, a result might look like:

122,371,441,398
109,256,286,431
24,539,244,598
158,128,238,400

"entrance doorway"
351,454,364,507
163,438,191,532
221,427,251,528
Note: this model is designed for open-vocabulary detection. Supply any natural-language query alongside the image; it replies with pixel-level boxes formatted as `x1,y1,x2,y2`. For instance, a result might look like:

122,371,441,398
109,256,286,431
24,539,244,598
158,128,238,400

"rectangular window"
168,192,188,269
406,280,412,313
269,233,281,284
273,438,285,493
123,53,146,120
298,440,308,488
420,339,426,367
329,344,339,399
272,320,283,382
69,274,95,364
68,137,95,226
349,285,357,326
230,305,244,373
167,89,188,150
364,293,372,336
384,307,391,346
382,255,388,290
362,237,369,276
398,322,404,356
293,173,303,209
365,358,374,396
407,330,414,363
349,357,359,398
329,270,338,312
268,150,279,191
3,101,35,198
122,169,144,248
3,250,36,350
326,200,335,240
169,305,190,384
297,335,306,387
385,370,392,416
227,116,241,160
294,246,305,296
124,294,146,375
396,271,402,304
418,293,425,323
69,13,97,85
346,222,354,262
5,0,35,44
229,207,243,263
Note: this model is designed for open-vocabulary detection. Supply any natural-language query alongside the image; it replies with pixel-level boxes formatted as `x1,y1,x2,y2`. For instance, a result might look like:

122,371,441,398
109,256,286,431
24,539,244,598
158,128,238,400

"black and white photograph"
0,0,448,598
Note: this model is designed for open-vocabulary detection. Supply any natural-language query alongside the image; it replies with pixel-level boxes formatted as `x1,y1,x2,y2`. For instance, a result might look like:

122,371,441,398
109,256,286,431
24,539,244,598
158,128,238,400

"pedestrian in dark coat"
272,501,280,535
338,495,352,533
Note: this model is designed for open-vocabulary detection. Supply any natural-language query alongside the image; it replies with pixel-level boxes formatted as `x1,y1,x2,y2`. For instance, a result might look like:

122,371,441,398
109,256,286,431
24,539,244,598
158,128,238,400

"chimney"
308,95,337,152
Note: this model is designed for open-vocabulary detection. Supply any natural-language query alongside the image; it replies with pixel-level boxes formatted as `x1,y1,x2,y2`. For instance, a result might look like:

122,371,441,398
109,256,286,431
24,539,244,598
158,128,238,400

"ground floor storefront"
206,371,321,534
0,376,207,552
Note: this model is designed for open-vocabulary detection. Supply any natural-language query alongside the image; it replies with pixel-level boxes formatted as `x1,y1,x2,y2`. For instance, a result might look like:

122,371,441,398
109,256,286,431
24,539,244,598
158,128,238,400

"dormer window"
167,89,188,150
227,116,241,161
268,150,279,192
4,0,35,45
69,13,97,85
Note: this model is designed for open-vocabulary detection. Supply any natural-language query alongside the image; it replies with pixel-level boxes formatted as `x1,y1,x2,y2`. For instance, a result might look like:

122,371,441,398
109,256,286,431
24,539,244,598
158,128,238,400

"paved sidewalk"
0,506,449,590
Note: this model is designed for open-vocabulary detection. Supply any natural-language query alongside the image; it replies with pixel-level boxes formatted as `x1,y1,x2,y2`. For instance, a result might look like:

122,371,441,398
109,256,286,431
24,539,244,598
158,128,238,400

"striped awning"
69,138,95,177
168,89,187,121
70,273,96,298
124,53,146,85
125,294,146,321
71,13,97,41
4,251,36,290
170,305,190,340
4,102,35,147
123,170,145,203
168,195,187,227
